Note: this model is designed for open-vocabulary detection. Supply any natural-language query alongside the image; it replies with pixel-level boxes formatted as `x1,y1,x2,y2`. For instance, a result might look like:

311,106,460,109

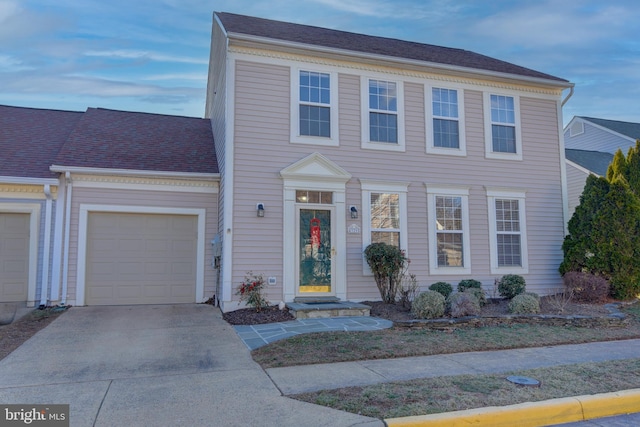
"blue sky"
1,0,638,127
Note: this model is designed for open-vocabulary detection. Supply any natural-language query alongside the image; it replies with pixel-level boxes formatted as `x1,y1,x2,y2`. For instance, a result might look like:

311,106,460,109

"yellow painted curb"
384,388,640,427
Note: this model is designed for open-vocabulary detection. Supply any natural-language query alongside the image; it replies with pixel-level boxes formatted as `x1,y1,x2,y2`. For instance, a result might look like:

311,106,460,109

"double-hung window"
427,86,466,156
291,68,338,145
361,77,405,151
361,180,409,273
484,93,522,160
426,185,471,274
487,188,528,274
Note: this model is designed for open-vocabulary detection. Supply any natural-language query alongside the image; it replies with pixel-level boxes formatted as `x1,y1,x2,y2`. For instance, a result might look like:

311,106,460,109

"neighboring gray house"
206,12,574,311
564,116,640,217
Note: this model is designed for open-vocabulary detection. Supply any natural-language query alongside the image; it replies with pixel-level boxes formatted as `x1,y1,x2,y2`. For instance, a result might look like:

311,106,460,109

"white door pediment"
280,152,351,184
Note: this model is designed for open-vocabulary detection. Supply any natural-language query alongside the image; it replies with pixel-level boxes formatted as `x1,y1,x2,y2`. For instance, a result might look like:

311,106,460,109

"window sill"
362,141,405,152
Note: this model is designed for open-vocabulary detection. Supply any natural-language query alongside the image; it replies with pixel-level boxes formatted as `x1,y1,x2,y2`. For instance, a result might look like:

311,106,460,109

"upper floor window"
486,188,528,274
291,68,338,146
426,86,466,156
361,77,405,152
426,185,471,275
484,93,522,160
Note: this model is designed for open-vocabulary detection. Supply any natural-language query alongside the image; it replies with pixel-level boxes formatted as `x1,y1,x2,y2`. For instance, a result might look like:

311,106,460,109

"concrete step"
286,301,371,319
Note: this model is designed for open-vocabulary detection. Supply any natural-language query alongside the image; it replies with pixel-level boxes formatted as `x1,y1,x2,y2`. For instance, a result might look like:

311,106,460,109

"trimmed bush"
411,291,445,319
429,281,453,299
364,242,407,303
463,287,486,306
457,279,482,292
447,292,480,318
498,274,526,299
524,292,540,302
563,271,610,303
508,293,540,314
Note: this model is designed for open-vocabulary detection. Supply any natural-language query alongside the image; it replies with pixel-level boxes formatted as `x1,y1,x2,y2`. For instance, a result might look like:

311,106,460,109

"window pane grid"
433,118,459,148
492,124,516,153
370,192,400,247
299,70,331,138
300,71,330,105
300,105,330,137
435,196,464,267
370,112,398,143
432,88,458,118
369,80,398,143
495,199,522,267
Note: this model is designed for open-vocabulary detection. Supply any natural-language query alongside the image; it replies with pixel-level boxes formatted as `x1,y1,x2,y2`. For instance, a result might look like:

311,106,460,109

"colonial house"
564,116,640,217
206,12,573,312
1,12,573,311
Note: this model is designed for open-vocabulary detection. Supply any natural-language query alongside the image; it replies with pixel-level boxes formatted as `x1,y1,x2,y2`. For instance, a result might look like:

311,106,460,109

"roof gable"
216,12,568,85
580,117,640,141
54,108,218,174
0,105,83,179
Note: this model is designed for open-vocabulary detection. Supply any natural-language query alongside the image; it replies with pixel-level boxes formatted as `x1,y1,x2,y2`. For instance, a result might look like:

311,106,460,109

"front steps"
286,300,371,319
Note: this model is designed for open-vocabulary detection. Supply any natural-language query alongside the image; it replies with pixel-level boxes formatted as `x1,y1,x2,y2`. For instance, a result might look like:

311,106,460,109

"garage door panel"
86,212,197,305
0,213,30,302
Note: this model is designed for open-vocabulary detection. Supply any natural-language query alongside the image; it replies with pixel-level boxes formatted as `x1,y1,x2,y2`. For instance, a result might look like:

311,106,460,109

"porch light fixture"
350,206,358,219
256,203,265,217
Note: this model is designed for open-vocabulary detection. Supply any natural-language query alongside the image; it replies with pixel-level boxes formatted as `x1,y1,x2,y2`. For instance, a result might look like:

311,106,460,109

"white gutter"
39,184,53,306
49,165,220,180
227,32,574,89
61,172,72,305
50,177,66,304
0,176,59,185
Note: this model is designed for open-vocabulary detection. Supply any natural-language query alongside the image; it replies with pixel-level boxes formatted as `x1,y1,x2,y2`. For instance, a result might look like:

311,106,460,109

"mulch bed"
223,296,616,326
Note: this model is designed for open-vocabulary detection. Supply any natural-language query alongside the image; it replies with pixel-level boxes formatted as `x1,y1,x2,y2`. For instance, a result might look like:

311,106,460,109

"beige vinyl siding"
231,57,566,301
65,185,218,305
566,163,590,218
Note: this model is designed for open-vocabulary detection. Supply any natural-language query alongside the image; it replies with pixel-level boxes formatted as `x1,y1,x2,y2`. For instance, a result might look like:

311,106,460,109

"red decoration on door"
310,218,321,249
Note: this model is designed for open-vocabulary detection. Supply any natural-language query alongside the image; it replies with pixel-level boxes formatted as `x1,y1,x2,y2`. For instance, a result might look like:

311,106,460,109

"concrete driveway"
0,305,382,427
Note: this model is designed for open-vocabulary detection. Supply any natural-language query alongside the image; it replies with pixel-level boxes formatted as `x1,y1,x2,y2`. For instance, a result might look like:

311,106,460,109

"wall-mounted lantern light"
257,203,265,217
350,206,358,219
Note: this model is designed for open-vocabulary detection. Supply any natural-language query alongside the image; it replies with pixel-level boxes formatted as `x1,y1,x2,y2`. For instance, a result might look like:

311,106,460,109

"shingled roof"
0,105,218,179
215,12,569,84
0,105,83,179
565,149,613,177
579,117,640,141
54,108,217,174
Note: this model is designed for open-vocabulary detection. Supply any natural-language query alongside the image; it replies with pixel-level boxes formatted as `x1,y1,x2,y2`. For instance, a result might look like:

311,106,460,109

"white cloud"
143,72,208,82
0,54,33,72
84,49,208,65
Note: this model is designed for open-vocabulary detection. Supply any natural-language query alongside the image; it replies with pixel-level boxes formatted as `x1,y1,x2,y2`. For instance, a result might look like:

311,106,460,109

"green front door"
298,208,332,294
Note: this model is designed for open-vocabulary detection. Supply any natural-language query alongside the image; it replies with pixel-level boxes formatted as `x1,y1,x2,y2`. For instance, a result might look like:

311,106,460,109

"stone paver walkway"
233,316,393,350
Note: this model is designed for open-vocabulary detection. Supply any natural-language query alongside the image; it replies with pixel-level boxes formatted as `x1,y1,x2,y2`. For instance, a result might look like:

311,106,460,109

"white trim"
360,180,409,275
483,92,523,161
486,188,529,275
281,154,350,302
425,185,471,275
69,175,218,194
76,204,207,306
0,176,59,185
361,76,406,152
0,203,40,306
49,165,219,180
290,66,339,146
425,84,467,157
50,176,67,303
39,185,53,306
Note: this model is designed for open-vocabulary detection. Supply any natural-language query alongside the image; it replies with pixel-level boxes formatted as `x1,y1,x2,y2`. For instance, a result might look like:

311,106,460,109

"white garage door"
85,212,198,305
0,213,30,302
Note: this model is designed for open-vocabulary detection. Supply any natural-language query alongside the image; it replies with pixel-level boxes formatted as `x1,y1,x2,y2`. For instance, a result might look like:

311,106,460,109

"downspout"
559,85,575,235
39,184,53,307
561,86,574,107
61,172,73,305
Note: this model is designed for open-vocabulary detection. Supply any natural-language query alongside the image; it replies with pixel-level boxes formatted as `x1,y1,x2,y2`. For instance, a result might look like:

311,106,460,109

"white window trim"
290,67,339,146
425,184,471,275
361,76,405,152
486,188,529,274
361,179,409,275
483,92,523,161
426,85,466,156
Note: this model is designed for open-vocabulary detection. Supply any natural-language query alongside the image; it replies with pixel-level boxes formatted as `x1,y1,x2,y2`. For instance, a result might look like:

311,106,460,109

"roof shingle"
53,108,218,174
565,149,613,176
0,105,83,178
580,117,640,141
216,12,569,84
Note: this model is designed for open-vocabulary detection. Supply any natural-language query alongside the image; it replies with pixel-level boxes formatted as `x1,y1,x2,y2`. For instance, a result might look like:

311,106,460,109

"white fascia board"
228,32,573,90
49,165,220,181
0,176,59,185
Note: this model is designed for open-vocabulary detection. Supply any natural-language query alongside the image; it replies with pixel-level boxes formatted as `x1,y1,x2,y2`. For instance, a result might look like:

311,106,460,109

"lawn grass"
253,318,640,369
292,358,640,419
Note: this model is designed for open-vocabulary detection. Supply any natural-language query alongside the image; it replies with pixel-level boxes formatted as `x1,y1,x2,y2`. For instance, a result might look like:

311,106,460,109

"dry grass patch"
293,359,640,419
253,320,640,369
